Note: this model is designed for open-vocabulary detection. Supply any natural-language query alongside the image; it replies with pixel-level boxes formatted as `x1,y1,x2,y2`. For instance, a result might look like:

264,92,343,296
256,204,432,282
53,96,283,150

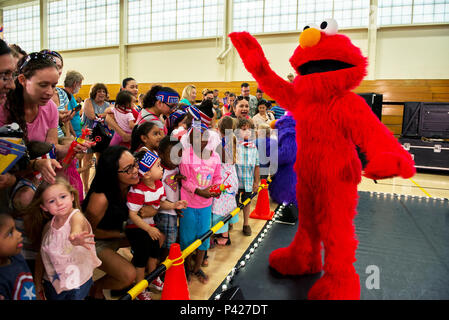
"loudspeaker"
358,93,383,120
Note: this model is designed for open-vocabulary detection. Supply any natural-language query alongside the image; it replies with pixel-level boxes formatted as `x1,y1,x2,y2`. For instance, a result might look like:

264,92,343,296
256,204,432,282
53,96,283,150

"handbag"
90,115,113,153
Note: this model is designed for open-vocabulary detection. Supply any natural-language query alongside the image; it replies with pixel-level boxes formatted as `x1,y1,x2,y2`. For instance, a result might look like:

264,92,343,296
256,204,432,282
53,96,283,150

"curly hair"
89,83,109,100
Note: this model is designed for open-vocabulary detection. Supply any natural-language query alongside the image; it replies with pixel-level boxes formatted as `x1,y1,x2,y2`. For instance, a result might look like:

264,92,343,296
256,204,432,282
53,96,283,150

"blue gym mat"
211,191,449,300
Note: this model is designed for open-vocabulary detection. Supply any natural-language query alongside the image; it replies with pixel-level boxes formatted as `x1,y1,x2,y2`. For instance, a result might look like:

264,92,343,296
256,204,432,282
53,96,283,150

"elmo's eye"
303,23,319,31
320,18,338,35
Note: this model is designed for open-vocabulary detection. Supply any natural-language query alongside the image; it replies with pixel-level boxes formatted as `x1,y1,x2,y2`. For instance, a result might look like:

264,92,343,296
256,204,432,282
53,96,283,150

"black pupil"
320,21,328,29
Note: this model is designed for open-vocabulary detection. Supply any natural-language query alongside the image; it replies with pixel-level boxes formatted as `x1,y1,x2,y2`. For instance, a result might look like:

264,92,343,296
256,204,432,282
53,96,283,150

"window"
2,2,40,53
378,0,449,25
47,0,119,51
233,0,369,33
264,0,298,32
127,0,224,44
412,0,449,24
233,0,264,33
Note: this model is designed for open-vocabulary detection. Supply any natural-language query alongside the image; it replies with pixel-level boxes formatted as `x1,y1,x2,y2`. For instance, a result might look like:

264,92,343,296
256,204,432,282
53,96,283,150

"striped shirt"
235,140,260,192
126,180,166,227
270,105,286,119
56,87,70,137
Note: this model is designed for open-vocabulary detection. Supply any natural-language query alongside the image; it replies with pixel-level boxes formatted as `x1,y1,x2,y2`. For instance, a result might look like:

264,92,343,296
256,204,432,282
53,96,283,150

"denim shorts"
154,213,178,249
179,206,212,251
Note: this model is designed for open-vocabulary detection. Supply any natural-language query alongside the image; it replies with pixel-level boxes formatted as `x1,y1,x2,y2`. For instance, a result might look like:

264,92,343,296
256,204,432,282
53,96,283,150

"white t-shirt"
159,167,180,216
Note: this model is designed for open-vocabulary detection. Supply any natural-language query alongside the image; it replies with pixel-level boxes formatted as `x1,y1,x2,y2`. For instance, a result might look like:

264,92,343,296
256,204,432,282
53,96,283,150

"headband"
156,91,180,104
168,109,186,130
187,105,201,121
187,119,208,137
187,105,211,128
138,150,159,175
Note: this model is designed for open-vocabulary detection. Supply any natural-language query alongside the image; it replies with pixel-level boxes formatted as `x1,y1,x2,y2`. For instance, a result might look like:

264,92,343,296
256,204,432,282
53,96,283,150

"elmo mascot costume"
229,19,415,300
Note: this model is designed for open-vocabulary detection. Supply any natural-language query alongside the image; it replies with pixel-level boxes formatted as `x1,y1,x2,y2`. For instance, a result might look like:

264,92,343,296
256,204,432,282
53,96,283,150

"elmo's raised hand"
363,152,416,180
229,32,270,77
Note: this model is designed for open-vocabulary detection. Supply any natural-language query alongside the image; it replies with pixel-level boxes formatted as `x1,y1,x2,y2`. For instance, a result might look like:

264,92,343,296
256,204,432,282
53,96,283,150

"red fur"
229,30,415,300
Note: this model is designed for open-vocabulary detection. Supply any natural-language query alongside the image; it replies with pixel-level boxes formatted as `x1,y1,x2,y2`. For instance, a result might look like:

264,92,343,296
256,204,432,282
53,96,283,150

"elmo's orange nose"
299,27,321,48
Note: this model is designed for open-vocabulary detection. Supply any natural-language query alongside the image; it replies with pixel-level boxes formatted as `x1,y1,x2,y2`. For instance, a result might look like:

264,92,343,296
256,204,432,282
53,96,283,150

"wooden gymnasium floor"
91,169,449,300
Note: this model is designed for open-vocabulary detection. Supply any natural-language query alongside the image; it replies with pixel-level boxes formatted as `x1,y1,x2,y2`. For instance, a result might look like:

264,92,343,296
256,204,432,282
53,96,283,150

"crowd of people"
0,40,287,300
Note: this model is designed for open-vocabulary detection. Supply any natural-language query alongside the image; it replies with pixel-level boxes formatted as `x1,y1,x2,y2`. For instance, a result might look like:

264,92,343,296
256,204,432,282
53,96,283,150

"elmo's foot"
269,246,322,275
307,272,360,300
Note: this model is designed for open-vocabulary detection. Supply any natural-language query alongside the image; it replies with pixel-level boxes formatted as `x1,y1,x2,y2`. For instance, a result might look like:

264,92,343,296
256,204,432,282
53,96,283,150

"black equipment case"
402,102,449,139
399,137,449,171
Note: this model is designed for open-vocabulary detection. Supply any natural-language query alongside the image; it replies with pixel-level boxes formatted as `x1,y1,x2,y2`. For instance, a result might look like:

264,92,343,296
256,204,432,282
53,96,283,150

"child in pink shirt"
27,177,101,300
109,91,135,149
179,122,221,284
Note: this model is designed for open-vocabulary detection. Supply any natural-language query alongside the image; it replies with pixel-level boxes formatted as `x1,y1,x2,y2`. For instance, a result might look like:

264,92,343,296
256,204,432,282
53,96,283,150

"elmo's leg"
307,182,360,300
269,186,322,275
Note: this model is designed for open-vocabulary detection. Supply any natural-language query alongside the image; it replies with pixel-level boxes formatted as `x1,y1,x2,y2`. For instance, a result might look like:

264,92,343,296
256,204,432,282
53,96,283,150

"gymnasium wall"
59,24,449,86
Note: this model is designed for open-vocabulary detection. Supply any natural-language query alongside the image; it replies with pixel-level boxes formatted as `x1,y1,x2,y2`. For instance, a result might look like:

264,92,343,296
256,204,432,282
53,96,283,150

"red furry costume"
229,19,415,300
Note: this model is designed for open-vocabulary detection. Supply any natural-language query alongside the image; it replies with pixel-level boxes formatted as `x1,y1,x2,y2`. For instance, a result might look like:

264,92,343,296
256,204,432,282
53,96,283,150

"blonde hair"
181,84,196,103
257,123,271,137
23,176,81,250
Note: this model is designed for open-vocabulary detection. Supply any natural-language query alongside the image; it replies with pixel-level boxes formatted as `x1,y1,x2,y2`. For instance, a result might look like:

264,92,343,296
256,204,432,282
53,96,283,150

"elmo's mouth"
298,59,355,76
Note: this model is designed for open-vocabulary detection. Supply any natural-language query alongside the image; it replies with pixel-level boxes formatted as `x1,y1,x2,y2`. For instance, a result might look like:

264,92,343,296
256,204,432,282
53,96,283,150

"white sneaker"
151,277,164,291
136,289,152,300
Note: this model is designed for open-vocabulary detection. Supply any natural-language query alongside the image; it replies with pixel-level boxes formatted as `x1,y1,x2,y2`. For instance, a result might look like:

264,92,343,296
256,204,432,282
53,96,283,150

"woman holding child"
83,146,140,300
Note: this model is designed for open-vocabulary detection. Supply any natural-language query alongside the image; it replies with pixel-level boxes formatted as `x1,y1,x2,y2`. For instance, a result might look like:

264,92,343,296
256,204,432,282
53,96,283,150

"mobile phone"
73,104,82,113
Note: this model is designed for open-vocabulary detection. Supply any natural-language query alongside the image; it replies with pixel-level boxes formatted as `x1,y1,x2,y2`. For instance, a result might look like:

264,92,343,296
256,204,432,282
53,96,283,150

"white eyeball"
302,23,319,31
319,18,338,35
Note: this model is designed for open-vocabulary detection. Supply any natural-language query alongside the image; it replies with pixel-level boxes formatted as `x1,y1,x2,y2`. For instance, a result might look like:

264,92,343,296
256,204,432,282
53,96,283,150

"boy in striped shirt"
235,118,260,236
126,150,187,300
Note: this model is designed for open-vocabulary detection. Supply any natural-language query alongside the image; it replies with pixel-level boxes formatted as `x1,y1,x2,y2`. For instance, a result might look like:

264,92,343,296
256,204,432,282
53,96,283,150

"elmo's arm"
229,32,298,108
343,94,415,180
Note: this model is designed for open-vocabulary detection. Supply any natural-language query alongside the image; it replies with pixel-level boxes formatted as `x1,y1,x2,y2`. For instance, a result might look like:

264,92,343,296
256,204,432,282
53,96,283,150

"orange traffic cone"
161,243,190,300
250,179,274,220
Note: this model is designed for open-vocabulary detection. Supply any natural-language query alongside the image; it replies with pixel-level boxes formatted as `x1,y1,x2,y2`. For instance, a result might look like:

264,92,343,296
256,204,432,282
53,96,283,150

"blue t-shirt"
0,254,36,300
68,96,81,137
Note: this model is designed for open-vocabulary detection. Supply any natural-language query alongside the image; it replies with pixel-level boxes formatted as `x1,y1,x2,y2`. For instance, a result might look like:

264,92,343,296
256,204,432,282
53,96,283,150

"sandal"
193,269,209,284
215,236,231,246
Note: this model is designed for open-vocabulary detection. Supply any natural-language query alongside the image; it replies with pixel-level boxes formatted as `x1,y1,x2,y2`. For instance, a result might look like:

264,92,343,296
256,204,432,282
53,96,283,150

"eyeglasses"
163,102,177,110
0,71,15,82
117,160,139,174
19,52,57,72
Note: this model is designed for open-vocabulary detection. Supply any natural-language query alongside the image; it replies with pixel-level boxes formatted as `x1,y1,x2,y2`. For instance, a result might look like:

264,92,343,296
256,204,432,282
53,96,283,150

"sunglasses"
40,50,63,61
236,95,250,102
19,52,57,72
